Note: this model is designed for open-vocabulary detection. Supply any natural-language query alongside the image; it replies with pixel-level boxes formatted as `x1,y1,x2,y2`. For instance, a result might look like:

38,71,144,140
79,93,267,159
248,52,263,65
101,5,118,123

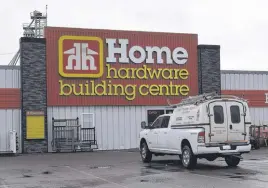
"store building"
0,27,267,154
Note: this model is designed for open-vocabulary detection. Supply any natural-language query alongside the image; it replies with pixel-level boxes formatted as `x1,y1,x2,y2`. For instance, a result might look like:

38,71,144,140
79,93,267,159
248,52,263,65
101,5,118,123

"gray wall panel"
20,37,47,153
249,108,268,125
0,109,21,153
198,45,221,94
47,106,268,152
0,67,20,88
47,106,170,151
221,72,268,90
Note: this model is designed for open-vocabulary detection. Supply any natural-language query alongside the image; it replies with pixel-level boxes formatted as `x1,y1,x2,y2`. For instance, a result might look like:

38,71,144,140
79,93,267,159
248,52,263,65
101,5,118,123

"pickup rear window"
230,105,241,123
213,105,224,124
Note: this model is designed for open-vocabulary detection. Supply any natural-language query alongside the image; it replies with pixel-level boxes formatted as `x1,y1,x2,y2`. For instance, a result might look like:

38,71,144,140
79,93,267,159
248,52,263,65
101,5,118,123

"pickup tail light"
198,131,205,143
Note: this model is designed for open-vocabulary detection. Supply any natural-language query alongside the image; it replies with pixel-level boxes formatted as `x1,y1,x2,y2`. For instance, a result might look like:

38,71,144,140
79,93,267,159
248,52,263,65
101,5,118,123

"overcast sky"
0,0,267,71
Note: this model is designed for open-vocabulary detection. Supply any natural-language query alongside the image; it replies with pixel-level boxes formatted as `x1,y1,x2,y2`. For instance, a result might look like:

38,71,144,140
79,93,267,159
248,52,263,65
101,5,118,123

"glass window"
147,110,165,126
161,116,170,128
165,109,174,114
151,116,164,129
230,105,241,123
213,105,224,124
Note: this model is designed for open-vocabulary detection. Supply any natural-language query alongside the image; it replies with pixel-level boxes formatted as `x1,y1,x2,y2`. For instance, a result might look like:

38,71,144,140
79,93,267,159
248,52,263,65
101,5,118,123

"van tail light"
198,131,205,143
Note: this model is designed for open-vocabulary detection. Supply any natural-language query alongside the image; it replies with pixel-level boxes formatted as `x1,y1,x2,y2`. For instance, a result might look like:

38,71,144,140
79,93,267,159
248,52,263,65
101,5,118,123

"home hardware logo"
58,36,104,78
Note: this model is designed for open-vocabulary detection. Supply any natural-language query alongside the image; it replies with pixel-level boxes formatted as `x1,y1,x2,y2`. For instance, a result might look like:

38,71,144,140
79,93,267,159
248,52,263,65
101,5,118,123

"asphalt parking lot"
0,148,268,188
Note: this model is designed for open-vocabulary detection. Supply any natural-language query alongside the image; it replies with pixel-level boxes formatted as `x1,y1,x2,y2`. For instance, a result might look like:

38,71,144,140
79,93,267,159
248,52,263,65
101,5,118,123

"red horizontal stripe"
222,90,268,107
0,88,267,108
0,88,20,109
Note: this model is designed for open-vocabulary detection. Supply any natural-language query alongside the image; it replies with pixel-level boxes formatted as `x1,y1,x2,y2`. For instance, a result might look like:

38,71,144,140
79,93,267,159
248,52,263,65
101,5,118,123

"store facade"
3,27,267,154
44,27,203,152
18,27,220,153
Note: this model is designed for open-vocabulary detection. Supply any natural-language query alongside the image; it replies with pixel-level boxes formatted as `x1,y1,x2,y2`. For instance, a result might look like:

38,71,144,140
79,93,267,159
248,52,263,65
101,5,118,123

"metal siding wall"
47,106,268,152
47,106,155,152
0,109,21,153
249,108,268,125
221,72,268,90
0,67,21,153
0,68,20,88
221,71,268,125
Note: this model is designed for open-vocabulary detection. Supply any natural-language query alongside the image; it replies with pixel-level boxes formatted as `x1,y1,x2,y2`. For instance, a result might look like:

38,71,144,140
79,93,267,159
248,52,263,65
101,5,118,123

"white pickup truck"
139,92,252,169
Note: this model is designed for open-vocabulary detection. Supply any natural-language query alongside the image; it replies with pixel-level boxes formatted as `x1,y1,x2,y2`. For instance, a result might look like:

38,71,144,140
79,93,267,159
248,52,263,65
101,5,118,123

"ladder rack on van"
167,92,247,108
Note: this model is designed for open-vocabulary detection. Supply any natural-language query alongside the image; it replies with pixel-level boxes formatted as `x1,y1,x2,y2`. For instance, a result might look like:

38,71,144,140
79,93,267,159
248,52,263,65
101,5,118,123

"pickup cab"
139,92,252,169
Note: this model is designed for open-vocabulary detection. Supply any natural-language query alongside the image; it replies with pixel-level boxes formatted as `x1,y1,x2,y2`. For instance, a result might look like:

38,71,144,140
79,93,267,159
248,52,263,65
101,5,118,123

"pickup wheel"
225,156,240,167
254,140,260,149
181,145,197,169
140,142,152,163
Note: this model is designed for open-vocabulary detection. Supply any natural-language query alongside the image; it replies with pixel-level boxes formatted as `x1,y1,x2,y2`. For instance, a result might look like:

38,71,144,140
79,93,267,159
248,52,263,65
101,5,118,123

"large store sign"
57,35,195,102
45,28,198,106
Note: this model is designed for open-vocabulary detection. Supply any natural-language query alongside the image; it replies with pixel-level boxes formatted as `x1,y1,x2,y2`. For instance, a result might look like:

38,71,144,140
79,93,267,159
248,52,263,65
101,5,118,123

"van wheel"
140,142,152,163
225,156,240,167
181,145,197,169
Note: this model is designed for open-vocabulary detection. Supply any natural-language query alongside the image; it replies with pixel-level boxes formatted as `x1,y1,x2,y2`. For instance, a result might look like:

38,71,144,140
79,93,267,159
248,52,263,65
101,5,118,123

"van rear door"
225,102,245,141
209,102,228,142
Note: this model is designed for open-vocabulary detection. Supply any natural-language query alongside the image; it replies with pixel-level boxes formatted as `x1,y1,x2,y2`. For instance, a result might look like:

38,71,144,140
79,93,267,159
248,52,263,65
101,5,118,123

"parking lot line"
65,165,129,188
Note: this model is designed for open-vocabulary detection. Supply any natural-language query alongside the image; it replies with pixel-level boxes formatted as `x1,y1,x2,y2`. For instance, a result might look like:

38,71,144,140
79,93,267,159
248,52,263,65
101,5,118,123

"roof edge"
0,65,20,70
1,65,267,74
221,70,268,75
44,26,198,36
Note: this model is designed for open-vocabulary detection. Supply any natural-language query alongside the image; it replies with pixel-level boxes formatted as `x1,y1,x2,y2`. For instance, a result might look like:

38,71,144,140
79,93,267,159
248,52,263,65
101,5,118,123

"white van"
139,92,252,169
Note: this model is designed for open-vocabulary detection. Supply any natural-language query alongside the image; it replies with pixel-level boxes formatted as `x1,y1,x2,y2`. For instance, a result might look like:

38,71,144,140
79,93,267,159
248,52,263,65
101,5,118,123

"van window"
161,116,170,128
230,105,241,123
213,105,224,124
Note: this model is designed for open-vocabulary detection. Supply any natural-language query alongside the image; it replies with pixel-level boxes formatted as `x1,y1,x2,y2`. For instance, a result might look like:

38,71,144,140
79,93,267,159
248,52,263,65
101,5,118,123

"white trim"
81,113,95,128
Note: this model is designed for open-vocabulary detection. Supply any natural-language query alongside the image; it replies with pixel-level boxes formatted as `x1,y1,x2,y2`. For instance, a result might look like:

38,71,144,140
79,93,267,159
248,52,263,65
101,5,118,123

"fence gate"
81,113,98,149
51,117,98,152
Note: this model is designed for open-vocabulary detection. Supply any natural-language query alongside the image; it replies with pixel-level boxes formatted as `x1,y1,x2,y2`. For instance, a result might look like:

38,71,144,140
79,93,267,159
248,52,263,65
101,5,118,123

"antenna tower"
8,5,48,66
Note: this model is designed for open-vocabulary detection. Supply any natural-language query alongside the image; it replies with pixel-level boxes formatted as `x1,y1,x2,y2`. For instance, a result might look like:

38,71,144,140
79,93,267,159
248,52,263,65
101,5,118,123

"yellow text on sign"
106,64,189,80
59,80,190,101
26,115,45,139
